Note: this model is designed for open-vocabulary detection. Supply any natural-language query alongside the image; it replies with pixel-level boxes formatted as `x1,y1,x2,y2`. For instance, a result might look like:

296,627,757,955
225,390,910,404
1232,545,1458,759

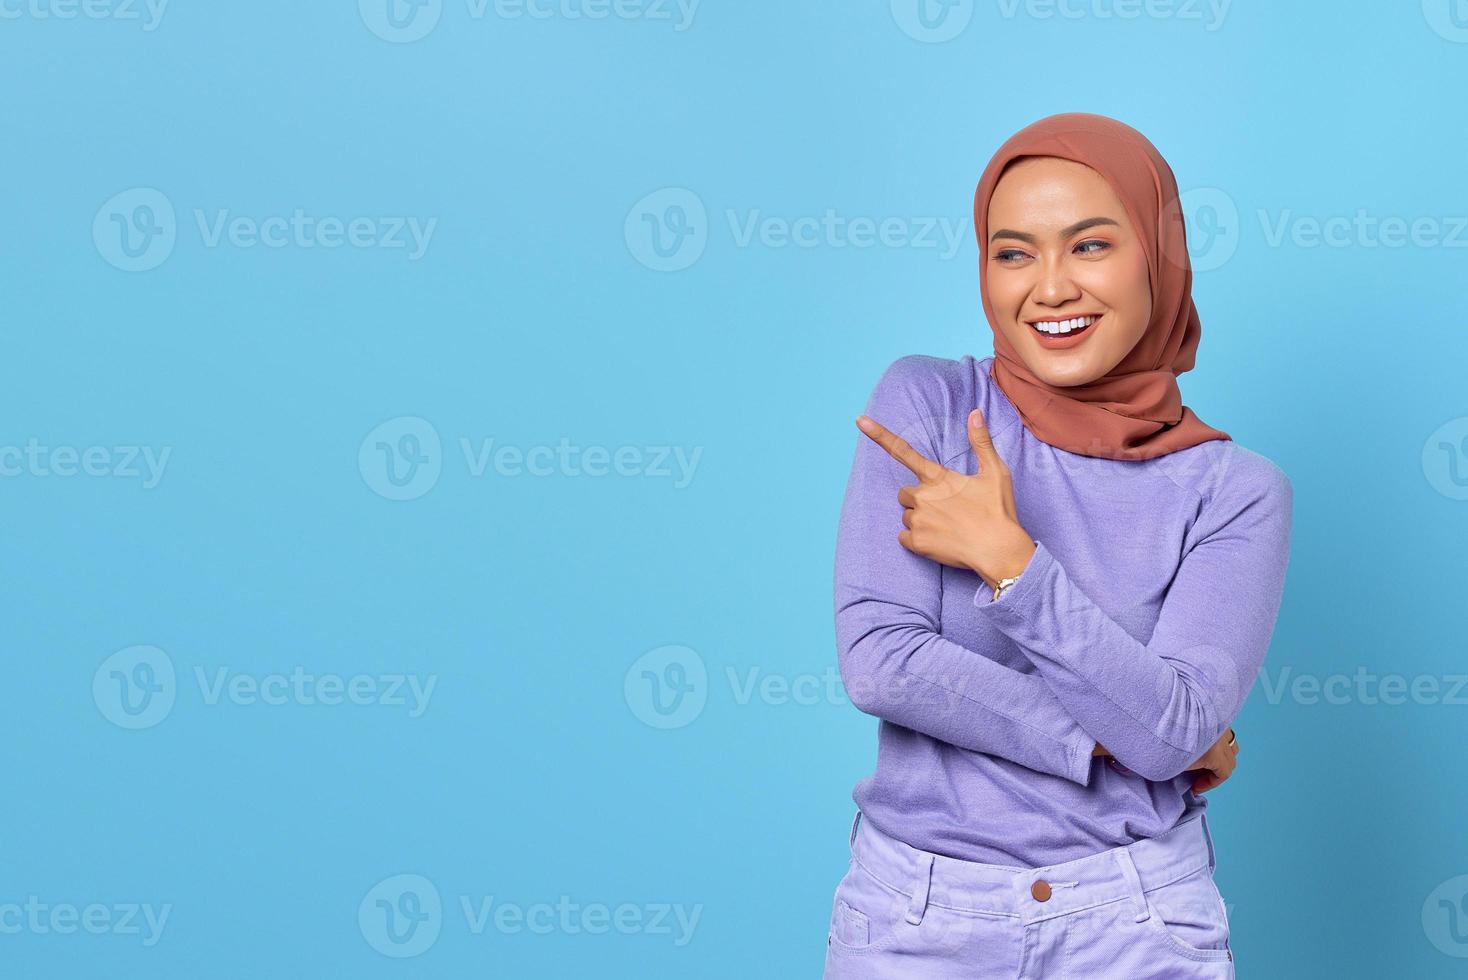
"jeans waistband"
846,810,1218,928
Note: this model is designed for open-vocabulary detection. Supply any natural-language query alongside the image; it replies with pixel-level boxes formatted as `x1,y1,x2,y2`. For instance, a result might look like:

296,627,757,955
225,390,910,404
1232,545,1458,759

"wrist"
969,529,1037,587
1004,537,1038,580
989,535,1037,584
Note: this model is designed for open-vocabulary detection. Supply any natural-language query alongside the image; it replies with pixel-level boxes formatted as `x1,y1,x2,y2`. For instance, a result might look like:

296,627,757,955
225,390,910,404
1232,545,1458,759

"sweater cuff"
971,537,1058,625
1069,738,1098,787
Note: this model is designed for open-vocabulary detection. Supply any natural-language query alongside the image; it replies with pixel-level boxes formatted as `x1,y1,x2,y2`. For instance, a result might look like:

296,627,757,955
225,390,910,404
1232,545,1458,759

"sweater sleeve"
834,357,1097,786
972,451,1293,781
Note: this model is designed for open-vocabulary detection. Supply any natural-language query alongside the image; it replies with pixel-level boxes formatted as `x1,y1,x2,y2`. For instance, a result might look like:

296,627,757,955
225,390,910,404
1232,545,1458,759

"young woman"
824,113,1292,978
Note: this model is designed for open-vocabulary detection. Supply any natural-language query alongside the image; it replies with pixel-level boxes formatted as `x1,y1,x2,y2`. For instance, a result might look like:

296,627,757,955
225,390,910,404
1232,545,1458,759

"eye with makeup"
992,239,1113,264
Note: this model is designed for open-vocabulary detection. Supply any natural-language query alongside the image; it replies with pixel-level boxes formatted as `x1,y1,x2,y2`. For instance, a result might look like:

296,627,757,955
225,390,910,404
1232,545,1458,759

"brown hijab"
973,112,1230,462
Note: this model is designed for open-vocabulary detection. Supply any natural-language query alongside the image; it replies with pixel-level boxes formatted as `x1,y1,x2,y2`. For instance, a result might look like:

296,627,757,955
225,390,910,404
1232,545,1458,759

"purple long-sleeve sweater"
834,353,1293,867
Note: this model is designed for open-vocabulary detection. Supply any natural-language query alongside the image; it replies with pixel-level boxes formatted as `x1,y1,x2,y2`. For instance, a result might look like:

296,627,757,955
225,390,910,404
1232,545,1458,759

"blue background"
3,1,1467,976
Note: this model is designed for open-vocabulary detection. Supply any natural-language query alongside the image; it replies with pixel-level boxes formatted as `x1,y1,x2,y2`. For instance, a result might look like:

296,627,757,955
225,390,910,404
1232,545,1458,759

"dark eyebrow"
989,216,1120,245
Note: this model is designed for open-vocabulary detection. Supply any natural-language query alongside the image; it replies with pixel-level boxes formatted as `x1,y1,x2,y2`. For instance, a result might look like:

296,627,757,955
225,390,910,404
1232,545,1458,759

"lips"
1026,313,1102,349
1027,314,1099,336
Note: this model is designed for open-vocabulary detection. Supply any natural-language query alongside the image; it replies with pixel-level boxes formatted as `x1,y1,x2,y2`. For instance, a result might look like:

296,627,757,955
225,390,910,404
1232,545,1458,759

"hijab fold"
972,112,1230,461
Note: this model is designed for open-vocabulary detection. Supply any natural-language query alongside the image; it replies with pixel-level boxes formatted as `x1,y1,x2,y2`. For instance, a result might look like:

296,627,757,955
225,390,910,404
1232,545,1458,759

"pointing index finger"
856,415,943,482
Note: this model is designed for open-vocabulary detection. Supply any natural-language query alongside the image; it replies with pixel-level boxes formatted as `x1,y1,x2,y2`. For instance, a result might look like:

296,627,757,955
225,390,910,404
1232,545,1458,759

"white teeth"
1031,315,1096,335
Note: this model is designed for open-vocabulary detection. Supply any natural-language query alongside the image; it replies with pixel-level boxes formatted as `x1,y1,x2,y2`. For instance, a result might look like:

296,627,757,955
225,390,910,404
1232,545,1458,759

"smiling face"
984,156,1153,387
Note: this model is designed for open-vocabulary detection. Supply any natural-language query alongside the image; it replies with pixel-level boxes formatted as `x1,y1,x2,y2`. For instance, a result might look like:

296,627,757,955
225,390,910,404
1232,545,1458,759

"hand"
1187,728,1239,794
855,409,1036,588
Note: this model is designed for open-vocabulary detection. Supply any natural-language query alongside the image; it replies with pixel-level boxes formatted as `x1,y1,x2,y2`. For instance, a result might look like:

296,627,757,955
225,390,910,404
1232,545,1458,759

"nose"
1031,260,1082,308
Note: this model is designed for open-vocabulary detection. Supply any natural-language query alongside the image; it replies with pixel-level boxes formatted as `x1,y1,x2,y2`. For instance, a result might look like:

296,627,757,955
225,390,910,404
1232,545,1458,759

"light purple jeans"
822,810,1235,979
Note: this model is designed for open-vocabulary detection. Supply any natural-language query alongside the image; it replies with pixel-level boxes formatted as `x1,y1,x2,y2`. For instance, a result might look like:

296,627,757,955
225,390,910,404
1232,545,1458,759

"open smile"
1026,313,1101,349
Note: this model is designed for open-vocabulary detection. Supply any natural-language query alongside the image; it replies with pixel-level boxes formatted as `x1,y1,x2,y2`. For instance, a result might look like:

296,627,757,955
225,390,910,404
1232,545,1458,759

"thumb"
968,409,1001,470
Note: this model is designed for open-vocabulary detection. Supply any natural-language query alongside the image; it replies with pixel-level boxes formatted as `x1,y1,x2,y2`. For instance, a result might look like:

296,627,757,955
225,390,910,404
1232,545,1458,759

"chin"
1022,352,1107,388
1032,367,1095,388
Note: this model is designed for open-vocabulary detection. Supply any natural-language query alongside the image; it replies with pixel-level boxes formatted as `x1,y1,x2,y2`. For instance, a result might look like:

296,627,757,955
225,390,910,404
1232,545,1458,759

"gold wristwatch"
991,575,1021,602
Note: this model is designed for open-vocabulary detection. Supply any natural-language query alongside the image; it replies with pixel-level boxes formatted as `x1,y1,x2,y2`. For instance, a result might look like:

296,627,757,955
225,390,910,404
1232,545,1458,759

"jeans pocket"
1142,867,1232,962
826,860,908,954
835,899,869,946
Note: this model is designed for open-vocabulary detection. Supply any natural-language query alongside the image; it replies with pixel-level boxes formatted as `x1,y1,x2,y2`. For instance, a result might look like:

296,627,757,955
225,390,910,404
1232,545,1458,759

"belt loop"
904,853,935,925
849,810,863,848
1199,813,1217,873
1111,847,1150,924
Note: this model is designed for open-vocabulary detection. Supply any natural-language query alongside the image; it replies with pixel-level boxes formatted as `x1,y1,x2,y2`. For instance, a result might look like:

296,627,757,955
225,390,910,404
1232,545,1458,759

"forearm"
836,604,1097,783
974,542,1220,778
974,525,1289,781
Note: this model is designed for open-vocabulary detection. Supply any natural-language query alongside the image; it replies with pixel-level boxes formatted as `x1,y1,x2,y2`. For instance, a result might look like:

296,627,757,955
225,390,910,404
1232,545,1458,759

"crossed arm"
834,361,1290,787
